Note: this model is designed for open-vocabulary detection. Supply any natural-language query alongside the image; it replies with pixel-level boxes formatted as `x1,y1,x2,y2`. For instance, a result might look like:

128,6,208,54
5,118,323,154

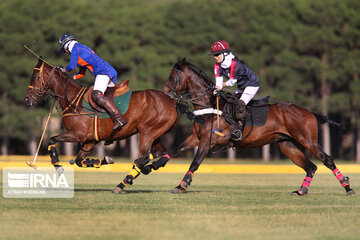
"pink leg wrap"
163,154,171,160
333,168,343,181
302,176,312,187
333,168,347,187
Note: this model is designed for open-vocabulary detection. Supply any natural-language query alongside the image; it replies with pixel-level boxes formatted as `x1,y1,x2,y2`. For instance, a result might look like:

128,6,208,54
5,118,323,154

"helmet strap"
220,52,228,63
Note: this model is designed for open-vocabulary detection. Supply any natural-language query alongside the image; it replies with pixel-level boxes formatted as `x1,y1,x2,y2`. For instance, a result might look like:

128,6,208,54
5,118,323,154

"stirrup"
113,119,127,130
231,129,242,141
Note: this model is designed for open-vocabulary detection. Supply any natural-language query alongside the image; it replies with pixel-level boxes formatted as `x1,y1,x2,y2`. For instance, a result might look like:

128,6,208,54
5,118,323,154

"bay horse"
25,59,178,193
163,58,355,196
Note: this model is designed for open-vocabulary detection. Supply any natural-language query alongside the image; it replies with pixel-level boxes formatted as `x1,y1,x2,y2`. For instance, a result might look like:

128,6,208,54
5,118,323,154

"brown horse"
163,58,355,196
25,59,178,193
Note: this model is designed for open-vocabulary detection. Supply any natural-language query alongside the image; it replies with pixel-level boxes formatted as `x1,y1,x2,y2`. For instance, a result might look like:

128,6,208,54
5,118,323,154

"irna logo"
7,172,69,188
3,167,74,198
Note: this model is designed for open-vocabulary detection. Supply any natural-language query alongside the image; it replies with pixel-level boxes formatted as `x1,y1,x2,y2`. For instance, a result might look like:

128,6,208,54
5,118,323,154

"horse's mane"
41,60,84,89
176,59,213,87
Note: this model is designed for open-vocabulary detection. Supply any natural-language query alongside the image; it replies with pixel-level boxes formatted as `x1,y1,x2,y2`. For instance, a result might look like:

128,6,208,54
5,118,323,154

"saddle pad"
82,90,132,119
245,105,269,127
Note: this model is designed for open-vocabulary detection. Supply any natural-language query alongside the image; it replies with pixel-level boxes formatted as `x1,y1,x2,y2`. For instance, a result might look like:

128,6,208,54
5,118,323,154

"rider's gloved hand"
57,65,66,72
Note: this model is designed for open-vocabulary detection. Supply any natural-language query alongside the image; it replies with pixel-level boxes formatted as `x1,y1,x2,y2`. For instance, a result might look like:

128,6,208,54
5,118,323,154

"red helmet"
209,40,231,55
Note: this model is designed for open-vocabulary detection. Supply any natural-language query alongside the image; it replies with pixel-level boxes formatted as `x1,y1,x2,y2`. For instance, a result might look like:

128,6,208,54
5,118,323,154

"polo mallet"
212,96,226,137
24,45,56,67
26,102,56,170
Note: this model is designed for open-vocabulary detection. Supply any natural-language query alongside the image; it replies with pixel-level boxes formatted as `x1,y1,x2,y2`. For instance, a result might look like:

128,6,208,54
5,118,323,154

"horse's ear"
35,58,43,68
177,57,186,67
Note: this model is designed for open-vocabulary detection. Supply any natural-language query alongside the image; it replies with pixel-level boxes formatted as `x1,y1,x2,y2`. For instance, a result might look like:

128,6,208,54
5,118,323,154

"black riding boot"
91,90,127,130
235,99,246,120
103,100,128,130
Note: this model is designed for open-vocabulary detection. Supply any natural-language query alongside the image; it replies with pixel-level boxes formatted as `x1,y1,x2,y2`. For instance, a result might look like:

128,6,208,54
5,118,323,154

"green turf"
1,171,359,240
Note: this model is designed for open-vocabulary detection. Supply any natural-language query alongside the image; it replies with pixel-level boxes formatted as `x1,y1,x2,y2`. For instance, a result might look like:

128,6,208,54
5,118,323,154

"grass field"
1,165,360,240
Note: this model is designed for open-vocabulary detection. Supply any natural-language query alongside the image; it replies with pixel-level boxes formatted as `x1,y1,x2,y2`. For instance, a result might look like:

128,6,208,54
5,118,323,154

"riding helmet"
209,40,231,55
59,34,76,53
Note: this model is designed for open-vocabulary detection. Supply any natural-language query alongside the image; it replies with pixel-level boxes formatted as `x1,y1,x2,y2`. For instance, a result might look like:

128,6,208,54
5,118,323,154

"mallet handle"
32,102,55,164
216,96,220,128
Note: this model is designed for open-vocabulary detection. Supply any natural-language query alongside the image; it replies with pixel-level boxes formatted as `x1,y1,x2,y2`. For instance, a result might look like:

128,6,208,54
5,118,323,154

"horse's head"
163,58,188,98
24,59,57,108
164,58,214,108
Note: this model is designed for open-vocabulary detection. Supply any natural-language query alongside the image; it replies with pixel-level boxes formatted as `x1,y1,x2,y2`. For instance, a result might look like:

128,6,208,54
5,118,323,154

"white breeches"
93,75,115,94
240,86,259,105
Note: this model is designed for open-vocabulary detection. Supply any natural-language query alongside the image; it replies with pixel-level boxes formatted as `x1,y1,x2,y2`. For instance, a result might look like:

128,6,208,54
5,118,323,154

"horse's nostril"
24,97,32,107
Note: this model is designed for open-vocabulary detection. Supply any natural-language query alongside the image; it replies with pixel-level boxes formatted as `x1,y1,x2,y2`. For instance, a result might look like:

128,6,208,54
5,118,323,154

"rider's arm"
214,63,223,90
64,46,79,72
73,67,86,80
224,78,237,87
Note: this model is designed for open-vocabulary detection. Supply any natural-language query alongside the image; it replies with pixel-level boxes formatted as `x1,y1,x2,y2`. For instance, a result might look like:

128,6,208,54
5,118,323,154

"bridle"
27,63,57,104
27,63,87,116
164,67,213,109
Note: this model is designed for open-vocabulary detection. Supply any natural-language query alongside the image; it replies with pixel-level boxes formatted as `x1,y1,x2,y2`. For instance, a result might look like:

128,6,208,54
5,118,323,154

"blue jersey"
65,43,117,83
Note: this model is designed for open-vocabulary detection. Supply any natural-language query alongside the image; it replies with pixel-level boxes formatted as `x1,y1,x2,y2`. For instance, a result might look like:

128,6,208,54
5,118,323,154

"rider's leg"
236,86,259,118
92,75,127,130
232,86,259,140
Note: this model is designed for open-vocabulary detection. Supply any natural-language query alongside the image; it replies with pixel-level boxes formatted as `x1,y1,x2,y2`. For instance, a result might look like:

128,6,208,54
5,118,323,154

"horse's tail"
312,112,343,128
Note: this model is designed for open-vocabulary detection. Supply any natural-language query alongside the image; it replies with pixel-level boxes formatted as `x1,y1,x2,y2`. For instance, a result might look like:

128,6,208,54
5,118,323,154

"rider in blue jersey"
59,34,127,130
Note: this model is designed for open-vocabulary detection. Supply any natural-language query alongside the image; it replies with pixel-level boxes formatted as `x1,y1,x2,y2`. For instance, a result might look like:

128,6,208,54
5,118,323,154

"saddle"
222,93,270,127
83,80,130,113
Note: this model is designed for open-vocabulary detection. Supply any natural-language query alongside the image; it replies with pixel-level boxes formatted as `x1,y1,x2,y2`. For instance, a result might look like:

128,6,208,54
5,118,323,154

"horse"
163,58,355,196
25,58,179,193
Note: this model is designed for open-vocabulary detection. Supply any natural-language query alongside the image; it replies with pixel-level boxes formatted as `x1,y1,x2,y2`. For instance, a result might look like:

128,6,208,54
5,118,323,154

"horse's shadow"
74,188,206,194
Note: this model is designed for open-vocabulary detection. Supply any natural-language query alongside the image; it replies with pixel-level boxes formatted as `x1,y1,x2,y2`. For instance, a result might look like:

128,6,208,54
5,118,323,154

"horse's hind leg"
279,141,317,196
314,147,355,195
297,139,355,196
113,131,171,194
72,142,111,168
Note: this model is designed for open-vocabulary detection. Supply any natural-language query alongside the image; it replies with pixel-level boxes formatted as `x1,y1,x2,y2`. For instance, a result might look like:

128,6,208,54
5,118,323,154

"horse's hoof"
291,185,308,196
290,190,307,196
290,190,300,196
171,187,186,194
112,187,124,194
347,189,355,196
104,156,114,164
55,165,64,176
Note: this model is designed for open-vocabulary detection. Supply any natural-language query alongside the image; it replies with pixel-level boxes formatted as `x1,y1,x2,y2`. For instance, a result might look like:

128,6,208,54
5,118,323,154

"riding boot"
91,90,127,130
235,99,246,120
102,100,128,130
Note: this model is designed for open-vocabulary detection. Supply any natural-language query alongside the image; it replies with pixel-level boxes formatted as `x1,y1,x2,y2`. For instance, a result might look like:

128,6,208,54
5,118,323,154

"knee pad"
91,90,106,107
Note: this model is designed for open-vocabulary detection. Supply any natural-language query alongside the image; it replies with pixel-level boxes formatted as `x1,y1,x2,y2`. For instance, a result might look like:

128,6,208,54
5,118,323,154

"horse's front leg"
141,133,201,176
168,132,200,158
171,136,212,194
48,132,81,174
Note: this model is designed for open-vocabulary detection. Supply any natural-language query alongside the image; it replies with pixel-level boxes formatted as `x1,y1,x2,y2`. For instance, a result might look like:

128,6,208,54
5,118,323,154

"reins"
165,68,213,109
29,62,96,117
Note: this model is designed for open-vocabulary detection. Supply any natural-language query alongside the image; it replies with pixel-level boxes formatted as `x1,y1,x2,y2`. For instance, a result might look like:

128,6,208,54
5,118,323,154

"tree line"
0,0,359,161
